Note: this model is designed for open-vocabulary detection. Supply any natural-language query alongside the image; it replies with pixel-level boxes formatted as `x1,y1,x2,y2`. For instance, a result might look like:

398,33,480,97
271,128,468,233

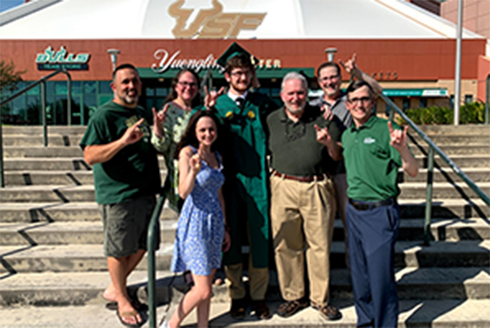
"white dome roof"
0,0,484,40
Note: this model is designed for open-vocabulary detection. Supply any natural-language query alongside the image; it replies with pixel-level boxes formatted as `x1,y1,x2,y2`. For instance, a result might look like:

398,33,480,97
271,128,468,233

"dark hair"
112,63,138,80
225,53,254,74
162,68,202,108
346,80,375,98
174,111,222,159
316,62,341,78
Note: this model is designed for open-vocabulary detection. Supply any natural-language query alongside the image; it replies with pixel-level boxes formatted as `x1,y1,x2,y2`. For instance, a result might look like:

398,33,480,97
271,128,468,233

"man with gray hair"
266,72,342,321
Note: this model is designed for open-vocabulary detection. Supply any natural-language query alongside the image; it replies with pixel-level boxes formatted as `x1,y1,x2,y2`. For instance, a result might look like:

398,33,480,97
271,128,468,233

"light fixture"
324,48,337,62
107,49,121,72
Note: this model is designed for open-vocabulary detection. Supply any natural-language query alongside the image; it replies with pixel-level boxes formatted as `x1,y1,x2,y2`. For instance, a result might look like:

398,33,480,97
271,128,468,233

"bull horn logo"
168,0,223,39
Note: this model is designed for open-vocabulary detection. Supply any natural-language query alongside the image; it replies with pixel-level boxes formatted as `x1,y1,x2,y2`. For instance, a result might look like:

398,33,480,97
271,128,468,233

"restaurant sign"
36,46,90,70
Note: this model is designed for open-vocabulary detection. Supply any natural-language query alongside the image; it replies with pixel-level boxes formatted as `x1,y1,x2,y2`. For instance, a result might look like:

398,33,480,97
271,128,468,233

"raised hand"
321,104,334,121
388,121,408,151
121,118,145,145
314,124,333,146
153,104,169,125
339,53,357,75
204,86,225,109
189,152,202,175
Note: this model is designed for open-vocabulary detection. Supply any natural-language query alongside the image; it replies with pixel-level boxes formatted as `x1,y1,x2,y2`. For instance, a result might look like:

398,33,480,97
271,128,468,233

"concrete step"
2,135,84,147
0,221,179,246
0,185,95,202
408,134,490,145
398,198,489,219
3,146,84,158
0,202,178,223
399,182,490,200
1,126,87,135
410,144,490,156
1,299,490,328
401,167,490,183
414,124,490,135
1,241,488,273
4,171,94,186
3,158,92,171
3,157,167,171
0,267,488,307
1,198,486,224
2,181,488,203
415,154,488,169
1,218,487,246
3,170,168,186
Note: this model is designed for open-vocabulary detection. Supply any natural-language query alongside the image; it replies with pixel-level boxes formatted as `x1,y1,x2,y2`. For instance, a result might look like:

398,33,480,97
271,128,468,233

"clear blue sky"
0,0,25,13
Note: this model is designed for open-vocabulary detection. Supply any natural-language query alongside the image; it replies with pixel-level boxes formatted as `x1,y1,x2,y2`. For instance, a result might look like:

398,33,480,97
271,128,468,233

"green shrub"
398,101,486,125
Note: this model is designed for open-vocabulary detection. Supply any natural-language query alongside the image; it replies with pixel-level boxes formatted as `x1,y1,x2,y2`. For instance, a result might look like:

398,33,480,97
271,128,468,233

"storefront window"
419,97,427,108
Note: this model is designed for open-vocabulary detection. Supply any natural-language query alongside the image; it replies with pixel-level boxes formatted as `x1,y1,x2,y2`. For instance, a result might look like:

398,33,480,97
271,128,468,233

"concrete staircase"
0,125,489,327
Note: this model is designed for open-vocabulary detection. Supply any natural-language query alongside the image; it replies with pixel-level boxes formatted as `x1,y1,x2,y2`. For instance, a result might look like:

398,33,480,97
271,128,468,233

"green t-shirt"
80,101,161,204
341,115,402,202
267,105,341,176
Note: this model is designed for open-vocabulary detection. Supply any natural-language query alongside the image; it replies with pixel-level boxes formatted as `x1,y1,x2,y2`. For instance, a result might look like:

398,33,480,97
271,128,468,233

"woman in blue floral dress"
163,111,230,328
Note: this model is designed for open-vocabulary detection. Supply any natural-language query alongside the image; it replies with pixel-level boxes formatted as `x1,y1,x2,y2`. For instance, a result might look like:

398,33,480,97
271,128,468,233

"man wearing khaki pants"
267,72,342,321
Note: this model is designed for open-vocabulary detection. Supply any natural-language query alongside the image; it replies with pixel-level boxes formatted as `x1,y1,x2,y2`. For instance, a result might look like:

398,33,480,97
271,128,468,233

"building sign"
168,0,266,39
36,46,90,70
151,48,281,73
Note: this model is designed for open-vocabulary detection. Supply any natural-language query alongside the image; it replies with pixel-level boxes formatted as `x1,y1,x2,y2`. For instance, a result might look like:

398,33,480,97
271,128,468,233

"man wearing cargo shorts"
80,63,162,327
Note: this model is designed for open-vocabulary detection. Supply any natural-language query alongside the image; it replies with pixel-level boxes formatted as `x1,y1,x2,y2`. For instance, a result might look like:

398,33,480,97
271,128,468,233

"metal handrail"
147,177,171,328
382,93,490,245
0,69,72,187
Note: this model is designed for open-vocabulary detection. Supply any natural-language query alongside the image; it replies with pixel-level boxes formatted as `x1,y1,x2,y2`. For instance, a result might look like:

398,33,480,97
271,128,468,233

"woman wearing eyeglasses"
153,68,202,214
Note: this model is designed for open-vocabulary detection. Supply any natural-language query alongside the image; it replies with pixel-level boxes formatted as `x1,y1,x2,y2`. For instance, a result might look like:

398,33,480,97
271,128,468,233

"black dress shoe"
277,298,308,318
251,300,270,320
230,298,246,320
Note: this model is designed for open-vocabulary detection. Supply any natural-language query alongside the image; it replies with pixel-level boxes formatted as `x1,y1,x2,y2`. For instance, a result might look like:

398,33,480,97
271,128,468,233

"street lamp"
107,49,121,72
324,48,338,62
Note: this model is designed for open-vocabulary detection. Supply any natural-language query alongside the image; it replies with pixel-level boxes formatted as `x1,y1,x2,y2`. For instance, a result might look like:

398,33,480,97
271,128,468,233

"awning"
137,67,315,80
382,89,448,97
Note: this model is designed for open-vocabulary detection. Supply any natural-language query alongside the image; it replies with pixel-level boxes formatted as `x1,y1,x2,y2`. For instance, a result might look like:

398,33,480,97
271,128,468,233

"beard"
285,101,305,114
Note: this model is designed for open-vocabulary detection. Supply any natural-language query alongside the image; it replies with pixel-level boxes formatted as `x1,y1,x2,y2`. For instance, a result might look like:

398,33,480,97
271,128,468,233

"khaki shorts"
99,195,158,258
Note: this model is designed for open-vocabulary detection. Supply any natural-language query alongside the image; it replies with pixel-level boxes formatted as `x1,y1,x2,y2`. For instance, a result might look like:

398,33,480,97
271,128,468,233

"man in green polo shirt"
341,80,418,327
267,72,342,321
80,63,161,327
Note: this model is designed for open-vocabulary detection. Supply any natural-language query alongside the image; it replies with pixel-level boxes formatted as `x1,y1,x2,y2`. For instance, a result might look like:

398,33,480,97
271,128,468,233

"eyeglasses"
230,70,251,77
347,97,372,105
177,81,198,88
318,75,339,83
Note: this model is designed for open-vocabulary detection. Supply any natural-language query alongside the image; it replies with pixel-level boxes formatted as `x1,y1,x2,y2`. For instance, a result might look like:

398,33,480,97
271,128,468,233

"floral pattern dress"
151,102,192,213
170,146,225,276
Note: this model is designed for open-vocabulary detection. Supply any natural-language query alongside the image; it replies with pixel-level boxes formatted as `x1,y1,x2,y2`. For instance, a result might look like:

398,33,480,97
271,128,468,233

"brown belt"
271,170,327,183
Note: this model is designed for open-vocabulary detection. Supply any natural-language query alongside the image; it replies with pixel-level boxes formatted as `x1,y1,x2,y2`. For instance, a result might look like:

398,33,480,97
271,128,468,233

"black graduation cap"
216,42,259,67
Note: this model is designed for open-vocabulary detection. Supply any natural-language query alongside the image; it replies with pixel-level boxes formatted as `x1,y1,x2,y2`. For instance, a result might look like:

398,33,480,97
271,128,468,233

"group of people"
80,43,418,328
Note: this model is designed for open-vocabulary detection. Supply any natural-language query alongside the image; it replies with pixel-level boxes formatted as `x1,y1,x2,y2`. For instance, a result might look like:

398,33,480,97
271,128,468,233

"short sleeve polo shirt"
341,115,402,201
267,105,341,176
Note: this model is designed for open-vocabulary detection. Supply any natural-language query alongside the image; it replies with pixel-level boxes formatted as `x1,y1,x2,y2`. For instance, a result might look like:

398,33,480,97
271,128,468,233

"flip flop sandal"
117,310,143,328
106,299,148,311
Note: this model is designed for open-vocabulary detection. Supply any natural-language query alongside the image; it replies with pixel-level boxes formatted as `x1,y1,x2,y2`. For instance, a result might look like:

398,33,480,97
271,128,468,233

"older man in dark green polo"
267,71,342,321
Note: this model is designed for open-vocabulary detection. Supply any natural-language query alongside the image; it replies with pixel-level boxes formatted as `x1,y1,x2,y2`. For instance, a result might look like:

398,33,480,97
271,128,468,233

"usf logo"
168,0,266,39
